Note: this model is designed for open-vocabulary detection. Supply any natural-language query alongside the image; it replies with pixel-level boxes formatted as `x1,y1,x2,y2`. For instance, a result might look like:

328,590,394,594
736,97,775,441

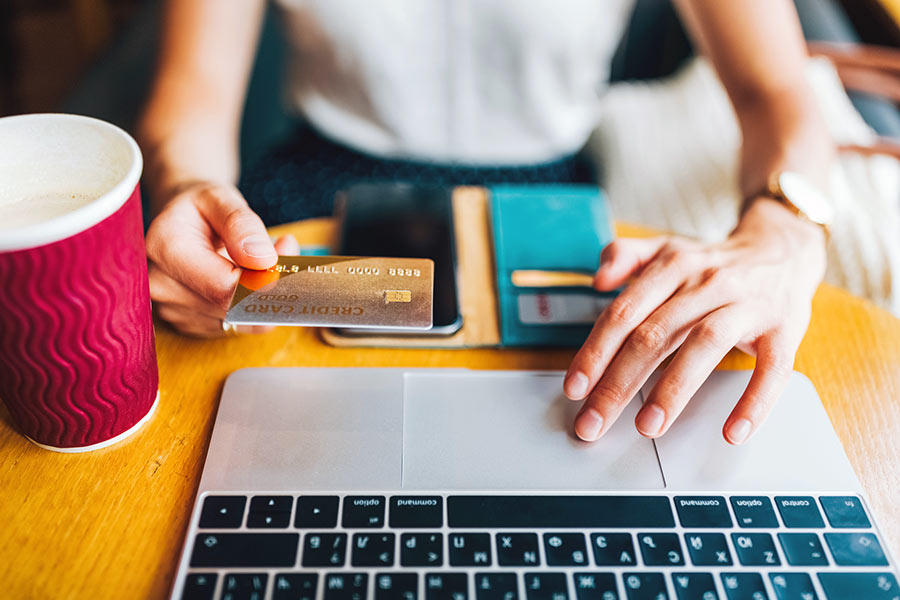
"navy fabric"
240,127,596,226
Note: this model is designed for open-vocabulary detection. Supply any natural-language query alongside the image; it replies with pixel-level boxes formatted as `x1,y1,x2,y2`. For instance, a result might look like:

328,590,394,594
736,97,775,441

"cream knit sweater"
589,57,900,315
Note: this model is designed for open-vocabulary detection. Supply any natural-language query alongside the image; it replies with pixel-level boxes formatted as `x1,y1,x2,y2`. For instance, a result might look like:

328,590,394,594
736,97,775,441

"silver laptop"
170,368,899,600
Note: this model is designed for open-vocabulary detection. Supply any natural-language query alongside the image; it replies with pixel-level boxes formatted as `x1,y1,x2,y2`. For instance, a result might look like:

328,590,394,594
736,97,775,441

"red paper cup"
0,114,158,452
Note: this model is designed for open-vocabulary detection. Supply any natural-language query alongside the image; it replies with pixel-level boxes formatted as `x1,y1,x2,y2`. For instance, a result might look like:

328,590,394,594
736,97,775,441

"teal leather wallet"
490,184,616,347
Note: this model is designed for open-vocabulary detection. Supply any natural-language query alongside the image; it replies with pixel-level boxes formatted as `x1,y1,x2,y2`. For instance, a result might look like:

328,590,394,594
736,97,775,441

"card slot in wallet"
490,184,616,347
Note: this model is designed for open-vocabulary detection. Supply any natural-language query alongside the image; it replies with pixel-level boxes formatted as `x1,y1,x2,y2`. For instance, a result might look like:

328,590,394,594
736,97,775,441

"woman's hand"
563,197,827,444
146,182,299,337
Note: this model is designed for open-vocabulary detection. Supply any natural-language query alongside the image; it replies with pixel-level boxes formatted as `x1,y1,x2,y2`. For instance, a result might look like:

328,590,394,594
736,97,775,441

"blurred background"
2,0,900,170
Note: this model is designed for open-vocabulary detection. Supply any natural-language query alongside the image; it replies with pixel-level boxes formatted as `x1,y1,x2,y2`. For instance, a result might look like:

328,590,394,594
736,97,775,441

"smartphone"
335,183,462,335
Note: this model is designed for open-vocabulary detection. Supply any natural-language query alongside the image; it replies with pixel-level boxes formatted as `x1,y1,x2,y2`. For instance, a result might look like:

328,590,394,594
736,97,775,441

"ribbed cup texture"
0,187,158,448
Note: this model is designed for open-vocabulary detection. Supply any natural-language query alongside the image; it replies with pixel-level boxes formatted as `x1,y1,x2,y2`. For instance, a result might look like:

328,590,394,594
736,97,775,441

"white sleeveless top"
274,0,635,164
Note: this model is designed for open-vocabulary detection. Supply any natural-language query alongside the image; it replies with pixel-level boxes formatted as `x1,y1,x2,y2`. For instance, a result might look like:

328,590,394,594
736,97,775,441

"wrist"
734,196,827,267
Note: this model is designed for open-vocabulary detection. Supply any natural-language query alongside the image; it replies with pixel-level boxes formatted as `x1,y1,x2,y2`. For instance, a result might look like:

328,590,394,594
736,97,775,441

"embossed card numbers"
225,256,434,329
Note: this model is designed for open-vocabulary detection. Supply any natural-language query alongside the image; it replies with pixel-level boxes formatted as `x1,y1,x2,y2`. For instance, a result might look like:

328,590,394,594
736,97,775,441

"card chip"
384,290,412,303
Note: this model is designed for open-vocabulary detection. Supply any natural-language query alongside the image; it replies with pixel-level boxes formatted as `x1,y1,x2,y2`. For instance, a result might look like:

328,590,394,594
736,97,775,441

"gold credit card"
225,256,434,329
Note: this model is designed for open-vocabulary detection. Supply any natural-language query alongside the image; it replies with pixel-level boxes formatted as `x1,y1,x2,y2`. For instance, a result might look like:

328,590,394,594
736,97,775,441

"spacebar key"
448,496,674,528
190,533,299,567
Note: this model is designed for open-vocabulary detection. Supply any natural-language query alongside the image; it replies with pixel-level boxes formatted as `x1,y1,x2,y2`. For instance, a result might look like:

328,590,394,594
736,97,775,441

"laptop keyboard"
175,493,898,600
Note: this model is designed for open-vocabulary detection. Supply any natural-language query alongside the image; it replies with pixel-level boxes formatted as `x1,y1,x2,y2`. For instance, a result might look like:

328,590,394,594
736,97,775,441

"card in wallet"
490,184,616,347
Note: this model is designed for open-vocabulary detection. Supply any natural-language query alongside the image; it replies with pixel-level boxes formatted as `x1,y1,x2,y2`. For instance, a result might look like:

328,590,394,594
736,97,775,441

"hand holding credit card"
226,256,434,329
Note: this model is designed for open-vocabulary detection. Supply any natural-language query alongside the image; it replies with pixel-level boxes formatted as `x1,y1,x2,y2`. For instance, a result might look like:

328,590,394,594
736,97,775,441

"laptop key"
190,533,299,567
221,573,267,600
401,533,443,566
247,495,291,527
671,572,718,600
819,496,871,528
768,573,817,600
524,572,569,600
450,533,493,566
182,573,218,600
296,496,339,528
730,497,779,529
448,496,675,528
590,533,637,566
351,532,395,566
544,533,589,566
731,533,780,566
824,532,889,566
777,533,827,566
817,572,899,600
475,573,519,600
638,533,684,566
247,510,291,528
343,495,386,528
199,495,246,529
323,573,368,600
250,495,292,513
426,573,469,600
684,533,732,566
273,573,318,600
375,573,418,600
774,497,824,528
573,573,618,600
390,496,443,528
497,533,541,566
302,533,348,567
674,496,732,528
719,573,767,600
623,573,669,600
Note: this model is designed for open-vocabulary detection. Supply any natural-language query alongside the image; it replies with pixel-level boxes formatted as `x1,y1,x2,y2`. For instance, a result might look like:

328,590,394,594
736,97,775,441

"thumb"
197,185,277,270
594,236,667,291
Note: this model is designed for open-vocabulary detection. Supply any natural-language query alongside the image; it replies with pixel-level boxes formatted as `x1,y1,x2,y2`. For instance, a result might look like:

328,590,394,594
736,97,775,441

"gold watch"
752,171,835,235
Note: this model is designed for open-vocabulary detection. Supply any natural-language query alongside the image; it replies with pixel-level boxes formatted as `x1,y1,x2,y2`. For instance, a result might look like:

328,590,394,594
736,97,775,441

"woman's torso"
275,0,635,164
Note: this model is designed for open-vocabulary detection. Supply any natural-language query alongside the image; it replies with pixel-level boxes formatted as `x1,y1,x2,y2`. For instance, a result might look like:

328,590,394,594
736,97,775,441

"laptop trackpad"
402,372,664,490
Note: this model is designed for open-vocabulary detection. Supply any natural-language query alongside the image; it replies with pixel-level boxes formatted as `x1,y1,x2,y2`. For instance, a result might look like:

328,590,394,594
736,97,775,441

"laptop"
170,368,899,600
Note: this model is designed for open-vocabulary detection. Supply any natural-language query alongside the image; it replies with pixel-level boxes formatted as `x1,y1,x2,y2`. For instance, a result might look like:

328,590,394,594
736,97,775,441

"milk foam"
0,115,133,232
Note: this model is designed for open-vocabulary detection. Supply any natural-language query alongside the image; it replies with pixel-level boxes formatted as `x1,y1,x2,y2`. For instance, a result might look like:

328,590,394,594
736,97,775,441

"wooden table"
1,219,899,599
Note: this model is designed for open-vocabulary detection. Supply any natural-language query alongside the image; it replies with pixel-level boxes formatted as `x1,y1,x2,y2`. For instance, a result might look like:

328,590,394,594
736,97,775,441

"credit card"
225,256,434,329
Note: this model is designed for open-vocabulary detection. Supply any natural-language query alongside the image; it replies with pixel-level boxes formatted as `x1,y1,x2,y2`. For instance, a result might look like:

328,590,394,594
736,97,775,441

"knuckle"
605,296,639,326
702,267,741,297
764,348,794,378
692,319,731,348
588,379,631,409
655,371,690,401
205,283,236,311
222,207,258,235
630,321,670,354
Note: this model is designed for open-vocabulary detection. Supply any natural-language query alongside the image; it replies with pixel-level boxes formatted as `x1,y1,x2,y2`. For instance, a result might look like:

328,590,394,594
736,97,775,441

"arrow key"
296,496,340,528
248,496,292,529
248,509,291,528
199,495,246,529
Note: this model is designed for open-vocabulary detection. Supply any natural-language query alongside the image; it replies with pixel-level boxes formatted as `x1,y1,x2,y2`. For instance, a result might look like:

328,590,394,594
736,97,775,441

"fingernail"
242,236,276,258
576,409,604,441
727,418,753,445
635,403,666,437
565,372,590,400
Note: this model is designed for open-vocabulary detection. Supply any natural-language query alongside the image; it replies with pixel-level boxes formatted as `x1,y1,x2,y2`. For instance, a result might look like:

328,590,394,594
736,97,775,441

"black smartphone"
335,183,462,335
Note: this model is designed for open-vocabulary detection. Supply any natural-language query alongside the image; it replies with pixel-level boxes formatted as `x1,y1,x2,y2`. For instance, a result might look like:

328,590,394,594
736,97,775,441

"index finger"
146,214,241,310
564,239,696,401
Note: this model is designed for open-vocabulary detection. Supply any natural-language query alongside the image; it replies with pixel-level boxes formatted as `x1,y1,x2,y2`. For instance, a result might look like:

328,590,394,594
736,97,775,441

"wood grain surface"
0,219,898,599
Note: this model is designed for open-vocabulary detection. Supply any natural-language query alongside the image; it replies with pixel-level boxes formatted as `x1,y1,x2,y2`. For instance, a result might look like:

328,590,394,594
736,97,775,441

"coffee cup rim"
0,113,143,252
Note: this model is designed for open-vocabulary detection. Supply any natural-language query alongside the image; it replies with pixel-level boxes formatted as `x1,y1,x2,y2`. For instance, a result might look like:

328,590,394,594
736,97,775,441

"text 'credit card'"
225,256,434,329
